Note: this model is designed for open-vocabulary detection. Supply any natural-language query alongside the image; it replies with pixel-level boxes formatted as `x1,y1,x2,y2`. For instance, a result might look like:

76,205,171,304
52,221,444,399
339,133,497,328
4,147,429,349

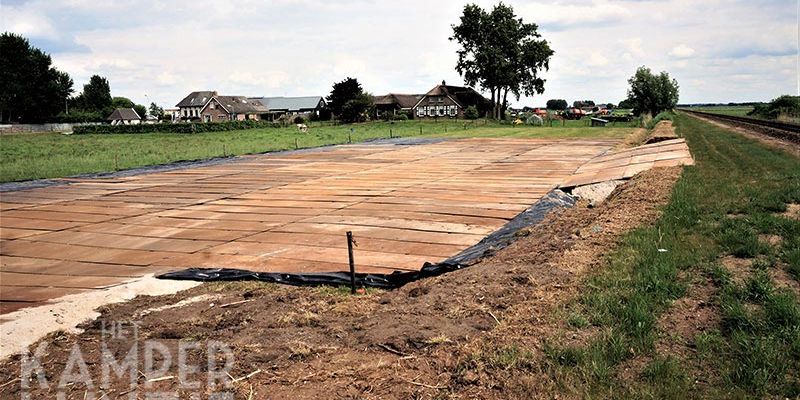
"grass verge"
546,112,800,397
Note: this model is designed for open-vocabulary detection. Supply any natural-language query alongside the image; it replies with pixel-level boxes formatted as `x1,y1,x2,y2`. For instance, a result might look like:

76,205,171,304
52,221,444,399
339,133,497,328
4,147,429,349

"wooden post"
346,231,356,294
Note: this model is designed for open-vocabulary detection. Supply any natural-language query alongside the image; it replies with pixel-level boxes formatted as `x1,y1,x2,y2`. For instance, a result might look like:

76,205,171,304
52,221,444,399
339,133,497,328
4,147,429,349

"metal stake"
346,231,356,294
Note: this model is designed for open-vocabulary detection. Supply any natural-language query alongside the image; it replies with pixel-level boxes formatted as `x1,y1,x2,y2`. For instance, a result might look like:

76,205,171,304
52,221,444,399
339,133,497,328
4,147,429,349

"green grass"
0,118,637,183
547,112,800,397
686,105,755,117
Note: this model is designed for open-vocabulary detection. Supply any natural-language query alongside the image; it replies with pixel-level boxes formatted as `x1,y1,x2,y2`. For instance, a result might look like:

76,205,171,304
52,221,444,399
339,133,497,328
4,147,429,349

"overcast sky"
1,0,796,108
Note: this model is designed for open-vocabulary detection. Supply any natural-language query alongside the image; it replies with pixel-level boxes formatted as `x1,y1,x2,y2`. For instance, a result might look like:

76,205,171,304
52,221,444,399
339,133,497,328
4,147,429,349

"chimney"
441,80,446,86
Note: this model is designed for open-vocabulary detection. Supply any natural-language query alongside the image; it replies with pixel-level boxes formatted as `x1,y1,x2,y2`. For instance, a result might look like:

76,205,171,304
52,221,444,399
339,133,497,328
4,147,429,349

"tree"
546,99,568,110
149,102,165,120
327,77,362,118
451,3,553,119
748,95,800,120
626,66,679,116
0,32,74,123
618,98,635,109
326,77,372,123
80,75,113,115
111,97,135,109
573,100,595,108
133,104,147,120
339,92,373,123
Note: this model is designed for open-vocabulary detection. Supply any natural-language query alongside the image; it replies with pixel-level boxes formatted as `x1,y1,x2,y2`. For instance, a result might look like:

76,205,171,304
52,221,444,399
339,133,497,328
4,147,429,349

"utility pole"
797,0,799,95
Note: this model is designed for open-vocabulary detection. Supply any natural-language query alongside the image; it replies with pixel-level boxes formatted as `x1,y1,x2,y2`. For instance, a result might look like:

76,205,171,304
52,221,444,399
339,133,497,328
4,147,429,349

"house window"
450,106,457,116
210,103,215,109
417,107,424,116
438,107,446,116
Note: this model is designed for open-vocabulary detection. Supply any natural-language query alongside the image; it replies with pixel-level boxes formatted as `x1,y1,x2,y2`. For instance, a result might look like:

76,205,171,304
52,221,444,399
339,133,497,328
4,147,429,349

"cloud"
518,0,632,30
1,0,795,106
669,44,696,59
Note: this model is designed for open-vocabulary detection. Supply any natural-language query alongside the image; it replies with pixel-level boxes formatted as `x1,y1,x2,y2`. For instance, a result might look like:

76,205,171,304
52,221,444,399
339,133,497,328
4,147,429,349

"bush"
73,119,280,134
464,105,479,120
293,115,306,124
646,111,674,129
392,112,409,121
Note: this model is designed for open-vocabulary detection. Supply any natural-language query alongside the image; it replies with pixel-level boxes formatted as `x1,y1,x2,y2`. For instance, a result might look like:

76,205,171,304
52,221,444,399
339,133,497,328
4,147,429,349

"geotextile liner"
158,190,576,289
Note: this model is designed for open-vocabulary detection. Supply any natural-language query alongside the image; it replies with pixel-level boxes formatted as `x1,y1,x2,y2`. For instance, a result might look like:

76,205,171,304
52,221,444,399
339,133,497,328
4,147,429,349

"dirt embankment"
0,167,682,400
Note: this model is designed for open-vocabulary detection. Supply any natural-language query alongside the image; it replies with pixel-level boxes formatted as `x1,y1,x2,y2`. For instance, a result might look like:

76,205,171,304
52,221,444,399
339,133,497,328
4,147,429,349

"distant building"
176,91,216,121
106,108,141,125
249,96,327,120
175,91,267,121
200,96,268,122
373,94,423,118
413,81,491,119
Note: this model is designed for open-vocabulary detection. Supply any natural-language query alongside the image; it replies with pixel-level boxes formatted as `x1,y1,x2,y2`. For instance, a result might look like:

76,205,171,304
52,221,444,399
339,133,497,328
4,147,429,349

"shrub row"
73,120,281,134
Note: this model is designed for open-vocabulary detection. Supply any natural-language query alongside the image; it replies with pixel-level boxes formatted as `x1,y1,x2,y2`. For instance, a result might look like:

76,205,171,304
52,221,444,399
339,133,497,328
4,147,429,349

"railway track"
679,109,800,144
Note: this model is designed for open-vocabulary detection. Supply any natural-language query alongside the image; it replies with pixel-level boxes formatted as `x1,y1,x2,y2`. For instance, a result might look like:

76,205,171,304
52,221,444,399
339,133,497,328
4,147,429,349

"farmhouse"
106,108,141,125
175,91,268,121
373,94,423,117
249,96,327,120
413,81,492,119
200,96,268,122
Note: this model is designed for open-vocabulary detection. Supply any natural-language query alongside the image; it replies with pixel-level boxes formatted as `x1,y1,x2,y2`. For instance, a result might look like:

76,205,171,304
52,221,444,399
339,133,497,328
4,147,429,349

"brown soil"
758,234,783,248
771,265,800,296
616,128,650,149
783,203,800,221
0,167,683,400
720,256,753,285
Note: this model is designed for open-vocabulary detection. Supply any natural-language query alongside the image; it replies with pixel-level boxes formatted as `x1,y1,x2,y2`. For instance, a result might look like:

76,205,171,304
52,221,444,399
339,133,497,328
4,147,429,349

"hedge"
73,120,281,134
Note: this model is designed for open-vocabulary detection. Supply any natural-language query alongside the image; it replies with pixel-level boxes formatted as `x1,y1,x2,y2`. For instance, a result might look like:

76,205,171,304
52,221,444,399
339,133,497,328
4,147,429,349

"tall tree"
627,66,679,116
326,77,372,122
451,3,553,119
0,32,74,123
80,75,113,115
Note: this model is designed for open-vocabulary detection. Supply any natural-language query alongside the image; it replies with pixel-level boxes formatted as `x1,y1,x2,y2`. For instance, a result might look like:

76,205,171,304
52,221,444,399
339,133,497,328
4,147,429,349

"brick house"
413,81,492,119
175,91,267,122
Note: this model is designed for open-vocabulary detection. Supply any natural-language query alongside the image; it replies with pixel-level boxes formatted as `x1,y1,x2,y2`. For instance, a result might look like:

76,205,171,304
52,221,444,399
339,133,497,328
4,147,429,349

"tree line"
0,32,160,124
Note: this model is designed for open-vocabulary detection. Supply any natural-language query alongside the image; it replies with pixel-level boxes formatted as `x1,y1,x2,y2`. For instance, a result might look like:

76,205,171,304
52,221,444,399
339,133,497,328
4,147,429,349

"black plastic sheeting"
158,190,576,289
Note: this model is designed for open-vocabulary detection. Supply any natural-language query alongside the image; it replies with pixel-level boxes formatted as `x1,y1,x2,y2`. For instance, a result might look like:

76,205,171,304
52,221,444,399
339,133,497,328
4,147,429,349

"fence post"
346,231,356,294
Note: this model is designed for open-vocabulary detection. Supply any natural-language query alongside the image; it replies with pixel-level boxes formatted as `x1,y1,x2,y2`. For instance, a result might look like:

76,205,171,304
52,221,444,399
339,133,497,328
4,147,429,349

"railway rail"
679,109,800,143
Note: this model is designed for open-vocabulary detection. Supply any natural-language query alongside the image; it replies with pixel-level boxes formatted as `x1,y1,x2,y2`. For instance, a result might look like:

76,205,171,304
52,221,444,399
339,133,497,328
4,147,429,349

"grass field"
547,113,800,397
685,105,754,117
0,118,638,183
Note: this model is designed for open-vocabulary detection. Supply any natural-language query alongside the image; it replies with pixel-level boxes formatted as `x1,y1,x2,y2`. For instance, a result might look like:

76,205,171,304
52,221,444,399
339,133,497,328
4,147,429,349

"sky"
1,0,797,108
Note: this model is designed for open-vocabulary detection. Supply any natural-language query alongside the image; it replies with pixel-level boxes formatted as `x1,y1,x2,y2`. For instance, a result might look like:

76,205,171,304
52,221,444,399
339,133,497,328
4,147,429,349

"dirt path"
0,165,681,399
